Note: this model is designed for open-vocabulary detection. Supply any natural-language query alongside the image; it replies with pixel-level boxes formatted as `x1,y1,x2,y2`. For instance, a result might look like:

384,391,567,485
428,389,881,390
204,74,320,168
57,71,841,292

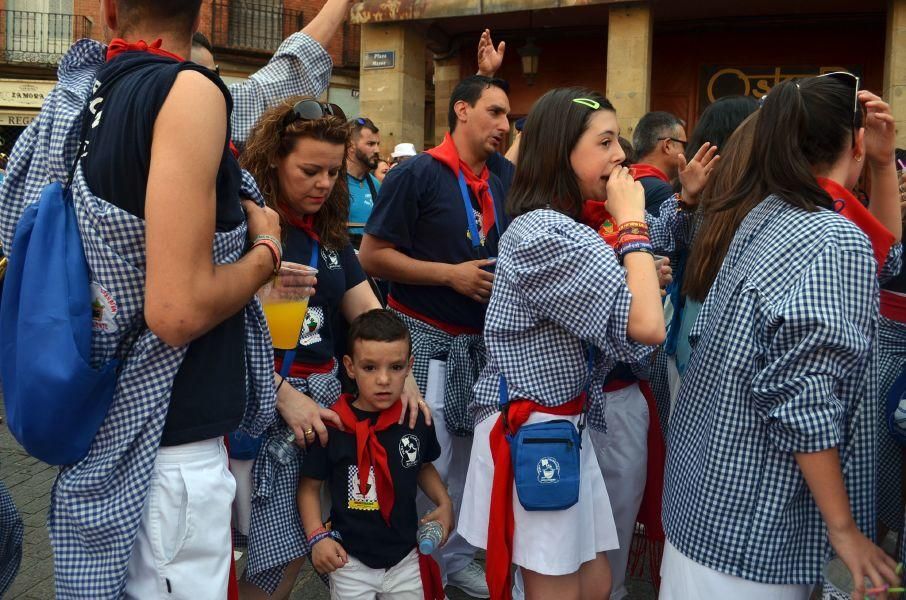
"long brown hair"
241,96,351,250
682,113,758,301
682,75,860,301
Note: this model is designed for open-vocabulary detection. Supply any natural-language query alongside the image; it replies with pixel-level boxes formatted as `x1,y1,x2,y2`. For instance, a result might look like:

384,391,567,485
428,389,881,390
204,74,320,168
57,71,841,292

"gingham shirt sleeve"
879,242,903,283
750,243,876,453
510,226,649,363
647,194,694,254
229,33,333,147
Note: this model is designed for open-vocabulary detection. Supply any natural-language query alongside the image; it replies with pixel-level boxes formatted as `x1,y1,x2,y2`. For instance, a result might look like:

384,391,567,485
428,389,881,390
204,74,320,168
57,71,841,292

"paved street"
0,399,656,599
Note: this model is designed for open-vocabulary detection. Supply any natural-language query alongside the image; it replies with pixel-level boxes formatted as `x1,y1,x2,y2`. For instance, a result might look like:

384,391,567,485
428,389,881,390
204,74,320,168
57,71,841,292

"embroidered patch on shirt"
399,434,420,468
298,306,324,347
321,248,341,270
90,282,119,333
347,465,379,511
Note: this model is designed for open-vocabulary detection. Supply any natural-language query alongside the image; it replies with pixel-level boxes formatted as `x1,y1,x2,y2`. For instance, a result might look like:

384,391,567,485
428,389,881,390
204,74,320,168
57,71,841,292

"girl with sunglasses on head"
235,96,429,599
661,75,902,599
456,87,680,600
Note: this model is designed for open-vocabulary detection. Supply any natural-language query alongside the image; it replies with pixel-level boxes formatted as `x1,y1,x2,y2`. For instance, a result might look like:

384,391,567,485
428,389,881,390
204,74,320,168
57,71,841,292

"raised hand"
477,29,505,77
678,142,720,204
860,90,897,167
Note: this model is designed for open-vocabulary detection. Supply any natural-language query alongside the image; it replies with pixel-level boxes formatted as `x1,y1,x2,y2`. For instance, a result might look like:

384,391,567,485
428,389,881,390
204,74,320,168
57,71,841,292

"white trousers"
416,359,477,579
125,438,236,600
589,382,649,600
329,549,424,600
660,540,811,600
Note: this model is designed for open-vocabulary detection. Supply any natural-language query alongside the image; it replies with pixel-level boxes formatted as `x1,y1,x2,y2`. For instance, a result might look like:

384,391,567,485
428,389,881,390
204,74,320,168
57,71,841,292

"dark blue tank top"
82,51,246,446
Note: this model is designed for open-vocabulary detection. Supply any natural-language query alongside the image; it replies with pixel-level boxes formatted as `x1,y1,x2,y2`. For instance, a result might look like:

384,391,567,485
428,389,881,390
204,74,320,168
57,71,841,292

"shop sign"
0,79,55,109
700,65,861,111
363,51,396,70
0,110,37,127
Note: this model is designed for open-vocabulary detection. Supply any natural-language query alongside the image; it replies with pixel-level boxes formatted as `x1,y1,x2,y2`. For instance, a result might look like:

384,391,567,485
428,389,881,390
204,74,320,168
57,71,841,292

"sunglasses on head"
817,71,863,137
282,100,347,130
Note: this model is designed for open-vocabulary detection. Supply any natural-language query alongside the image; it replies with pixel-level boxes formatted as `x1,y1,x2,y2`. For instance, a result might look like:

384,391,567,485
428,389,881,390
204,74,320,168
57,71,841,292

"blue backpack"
0,173,119,465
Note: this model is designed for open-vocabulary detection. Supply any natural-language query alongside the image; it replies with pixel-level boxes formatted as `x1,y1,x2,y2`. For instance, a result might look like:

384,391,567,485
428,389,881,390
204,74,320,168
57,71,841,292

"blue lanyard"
457,171,502,253
279,239,319,379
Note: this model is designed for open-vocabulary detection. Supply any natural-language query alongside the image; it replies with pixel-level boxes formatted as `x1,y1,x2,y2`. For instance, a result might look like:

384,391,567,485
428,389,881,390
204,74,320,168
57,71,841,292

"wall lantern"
518,38,541,85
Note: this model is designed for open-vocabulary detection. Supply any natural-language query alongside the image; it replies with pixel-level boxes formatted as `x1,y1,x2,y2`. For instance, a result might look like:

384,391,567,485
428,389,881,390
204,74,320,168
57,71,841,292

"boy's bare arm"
417,463,454,544
298,476,348,573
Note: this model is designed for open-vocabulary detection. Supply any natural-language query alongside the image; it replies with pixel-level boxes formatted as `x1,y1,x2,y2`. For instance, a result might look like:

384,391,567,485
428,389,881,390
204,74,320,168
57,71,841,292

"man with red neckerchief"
630,112,688,216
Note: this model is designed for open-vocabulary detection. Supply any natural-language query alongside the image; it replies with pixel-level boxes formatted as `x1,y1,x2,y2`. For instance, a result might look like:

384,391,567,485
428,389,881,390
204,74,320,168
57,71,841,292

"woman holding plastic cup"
237,97,430,599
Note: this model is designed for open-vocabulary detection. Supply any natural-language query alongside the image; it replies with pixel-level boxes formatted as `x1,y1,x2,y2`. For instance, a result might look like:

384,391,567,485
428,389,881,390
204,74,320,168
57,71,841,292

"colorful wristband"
252,239,281,277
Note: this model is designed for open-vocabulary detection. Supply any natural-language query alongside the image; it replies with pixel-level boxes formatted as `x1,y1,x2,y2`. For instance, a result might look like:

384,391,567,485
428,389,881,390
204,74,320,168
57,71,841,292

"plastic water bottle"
267,426,299,465
417,520,444,555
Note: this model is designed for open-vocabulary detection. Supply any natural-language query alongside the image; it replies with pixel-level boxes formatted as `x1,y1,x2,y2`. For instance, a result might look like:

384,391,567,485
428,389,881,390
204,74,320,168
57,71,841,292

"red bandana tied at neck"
630,163,670,183
279,204,320,242
426,133,496,237
580,200,619,247
106,38,184,62
816,177,894,271
331,395,402,525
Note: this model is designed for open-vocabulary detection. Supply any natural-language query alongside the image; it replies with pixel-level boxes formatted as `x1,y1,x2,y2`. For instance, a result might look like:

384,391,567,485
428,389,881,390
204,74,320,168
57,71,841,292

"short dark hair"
347,309,411,356
350,117,379,138
192,31,213,54
118,0,202,35
633,111,683,159
507,87,614,221
448,75,509,132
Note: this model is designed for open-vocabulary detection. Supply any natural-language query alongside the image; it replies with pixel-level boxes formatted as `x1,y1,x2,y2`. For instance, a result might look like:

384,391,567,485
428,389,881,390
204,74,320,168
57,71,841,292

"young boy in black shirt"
299,309,453,599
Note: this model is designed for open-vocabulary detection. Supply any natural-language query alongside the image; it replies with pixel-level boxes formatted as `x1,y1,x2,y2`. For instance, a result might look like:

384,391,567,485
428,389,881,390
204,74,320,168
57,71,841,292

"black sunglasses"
282,100,347,129
817,71,863,138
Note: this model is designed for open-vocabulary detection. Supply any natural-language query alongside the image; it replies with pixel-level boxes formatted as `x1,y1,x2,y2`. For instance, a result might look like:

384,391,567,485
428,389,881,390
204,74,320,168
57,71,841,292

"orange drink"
259,263,317,351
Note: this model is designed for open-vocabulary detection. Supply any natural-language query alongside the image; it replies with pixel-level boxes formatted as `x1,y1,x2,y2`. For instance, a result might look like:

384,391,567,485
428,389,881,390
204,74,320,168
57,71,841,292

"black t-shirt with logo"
300,398,441,569
277,227,366,366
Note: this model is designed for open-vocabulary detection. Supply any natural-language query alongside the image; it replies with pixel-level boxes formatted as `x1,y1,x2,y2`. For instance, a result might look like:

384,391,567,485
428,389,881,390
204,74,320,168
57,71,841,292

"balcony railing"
0,10,92,65
211,1,304,54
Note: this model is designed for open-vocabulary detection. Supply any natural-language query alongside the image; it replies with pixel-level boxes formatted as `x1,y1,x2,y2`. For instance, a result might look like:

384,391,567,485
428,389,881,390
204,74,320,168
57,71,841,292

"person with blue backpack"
0,1,307,596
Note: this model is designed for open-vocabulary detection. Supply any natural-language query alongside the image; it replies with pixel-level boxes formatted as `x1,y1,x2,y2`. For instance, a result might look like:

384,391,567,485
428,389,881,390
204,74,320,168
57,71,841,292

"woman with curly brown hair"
236,96,429,599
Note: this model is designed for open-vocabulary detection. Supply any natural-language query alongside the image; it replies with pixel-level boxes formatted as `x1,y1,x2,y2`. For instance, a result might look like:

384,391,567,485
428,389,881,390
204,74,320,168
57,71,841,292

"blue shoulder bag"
499,348,595,512
0,117,119,465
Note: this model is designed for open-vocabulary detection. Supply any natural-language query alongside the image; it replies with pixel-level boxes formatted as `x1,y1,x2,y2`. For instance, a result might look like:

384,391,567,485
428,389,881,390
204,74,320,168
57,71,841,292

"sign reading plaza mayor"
0,79,56,127
363,51,396,70
700,65,862,111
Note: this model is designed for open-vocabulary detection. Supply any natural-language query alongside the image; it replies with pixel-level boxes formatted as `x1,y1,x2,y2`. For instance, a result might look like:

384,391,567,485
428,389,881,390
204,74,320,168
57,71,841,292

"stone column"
359,23,426,155
885,0,906,148
605,4,653,140
432,54,460,146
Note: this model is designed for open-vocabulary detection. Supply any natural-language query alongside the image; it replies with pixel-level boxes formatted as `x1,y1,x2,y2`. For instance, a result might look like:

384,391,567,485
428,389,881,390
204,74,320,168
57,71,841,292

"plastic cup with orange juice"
259,263,317,350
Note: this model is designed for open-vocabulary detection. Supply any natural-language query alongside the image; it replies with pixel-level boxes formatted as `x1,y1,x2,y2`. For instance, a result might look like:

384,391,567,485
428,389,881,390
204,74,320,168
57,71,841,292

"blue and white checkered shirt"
228,32,332,148
471,209,653,426
663,194,880,585
0,39,276,597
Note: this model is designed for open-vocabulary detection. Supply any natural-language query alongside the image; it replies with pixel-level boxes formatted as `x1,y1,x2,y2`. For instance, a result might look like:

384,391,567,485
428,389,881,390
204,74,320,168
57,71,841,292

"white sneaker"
447,560,490,598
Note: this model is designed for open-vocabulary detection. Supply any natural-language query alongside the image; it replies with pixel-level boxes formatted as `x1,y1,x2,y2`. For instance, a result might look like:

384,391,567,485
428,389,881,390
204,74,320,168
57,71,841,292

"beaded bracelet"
309,530,343,548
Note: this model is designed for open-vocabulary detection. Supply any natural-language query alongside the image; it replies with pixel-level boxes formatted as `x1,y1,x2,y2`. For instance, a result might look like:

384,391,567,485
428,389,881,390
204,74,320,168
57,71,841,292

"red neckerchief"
426,133,496,237
278,203,320,242
487,396,585,600
630,163,670,183
330,395,402,526
106,38,184,62
816,177,894,272
580,200,619,248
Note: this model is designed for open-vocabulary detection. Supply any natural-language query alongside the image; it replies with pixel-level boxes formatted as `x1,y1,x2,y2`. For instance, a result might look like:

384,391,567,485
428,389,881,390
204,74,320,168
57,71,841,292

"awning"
350,0,626,24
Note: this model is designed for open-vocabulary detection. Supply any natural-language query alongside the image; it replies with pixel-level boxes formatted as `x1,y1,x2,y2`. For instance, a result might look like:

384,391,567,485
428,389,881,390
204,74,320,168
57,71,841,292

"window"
229,0,284,51
5,0,74,62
